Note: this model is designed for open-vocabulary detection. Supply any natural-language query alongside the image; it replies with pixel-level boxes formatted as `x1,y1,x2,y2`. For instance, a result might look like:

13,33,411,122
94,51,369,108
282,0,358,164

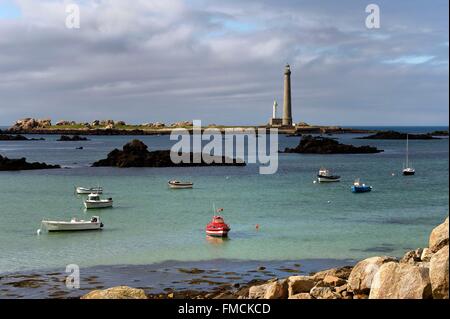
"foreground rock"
92,140,246,168
287,276,315,296
311,266,352,281
81,286,147,299
369,262,432,299
429,217,449,253
347,256,397,295
429,246,449,299
0,134,44,141
358,131,438,140
0,154,60,171
284,135,383,154
248,279,288,299
57,135,89,141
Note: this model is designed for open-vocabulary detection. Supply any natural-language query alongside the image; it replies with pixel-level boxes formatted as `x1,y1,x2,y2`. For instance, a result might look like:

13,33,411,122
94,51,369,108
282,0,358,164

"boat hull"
318,176,341,183
84,200,113,209
168,183,193,189
42,222,103,232
76,187,103,194
206,229,229,237
403,170,415,176
169,185,194,189
351,186,372,193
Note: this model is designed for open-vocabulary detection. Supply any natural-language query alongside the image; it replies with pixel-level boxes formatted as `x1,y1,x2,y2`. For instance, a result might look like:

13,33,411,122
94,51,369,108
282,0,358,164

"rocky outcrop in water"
0,154,60,171
429,130,448,137
92,139,246,168
0,134,44,141
358,131,438,140
57,135,89,141
284,135,383,154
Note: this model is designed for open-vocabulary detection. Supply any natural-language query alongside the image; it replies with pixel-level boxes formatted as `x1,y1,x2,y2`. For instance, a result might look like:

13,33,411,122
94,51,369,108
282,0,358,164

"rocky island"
430,130,449,137
284,135,383,154
92,140,246,168
0,154,60,171
358,131,439,140
4,118,376,136
57,135,89,141
0,134,44,141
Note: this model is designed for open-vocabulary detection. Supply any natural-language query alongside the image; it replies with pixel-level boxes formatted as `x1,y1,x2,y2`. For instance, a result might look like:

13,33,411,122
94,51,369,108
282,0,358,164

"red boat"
206,215,230,237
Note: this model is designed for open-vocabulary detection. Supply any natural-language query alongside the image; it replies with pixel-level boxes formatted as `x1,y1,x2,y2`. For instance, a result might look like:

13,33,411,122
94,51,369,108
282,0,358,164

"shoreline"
3,215,446,299
0,258,355,299
1,126,377,136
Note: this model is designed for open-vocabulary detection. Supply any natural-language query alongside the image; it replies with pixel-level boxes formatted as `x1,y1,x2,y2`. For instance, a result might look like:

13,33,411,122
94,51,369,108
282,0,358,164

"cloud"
0,0,448,125
383,55,435,65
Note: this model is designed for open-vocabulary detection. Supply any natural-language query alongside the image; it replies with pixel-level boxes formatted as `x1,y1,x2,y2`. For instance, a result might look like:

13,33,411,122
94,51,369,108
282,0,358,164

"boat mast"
406,134,409,168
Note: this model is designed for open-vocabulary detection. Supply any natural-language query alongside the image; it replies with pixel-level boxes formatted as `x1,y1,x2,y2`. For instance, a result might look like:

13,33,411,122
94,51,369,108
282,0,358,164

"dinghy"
351,179,372,193
168,180,193,189
84,193,113,209
76,186,103,195
41,216,103,232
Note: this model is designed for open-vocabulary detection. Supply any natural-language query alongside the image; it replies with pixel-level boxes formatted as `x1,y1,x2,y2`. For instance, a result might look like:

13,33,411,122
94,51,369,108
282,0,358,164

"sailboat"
403,134,415,176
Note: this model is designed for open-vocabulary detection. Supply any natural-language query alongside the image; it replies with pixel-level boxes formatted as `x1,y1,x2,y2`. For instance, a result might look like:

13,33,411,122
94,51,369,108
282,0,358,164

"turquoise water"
0,130,448,274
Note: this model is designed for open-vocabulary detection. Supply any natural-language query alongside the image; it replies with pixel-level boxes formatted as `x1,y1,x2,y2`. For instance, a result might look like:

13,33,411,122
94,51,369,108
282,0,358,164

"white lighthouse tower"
272,99,278,119
269,98,282,127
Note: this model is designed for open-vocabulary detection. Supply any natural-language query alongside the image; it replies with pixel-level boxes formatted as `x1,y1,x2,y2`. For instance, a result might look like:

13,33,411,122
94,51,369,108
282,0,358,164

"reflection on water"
206,236,230,245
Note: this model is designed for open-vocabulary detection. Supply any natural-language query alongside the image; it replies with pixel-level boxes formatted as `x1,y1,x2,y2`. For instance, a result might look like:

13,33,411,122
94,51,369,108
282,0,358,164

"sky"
0,0,448,126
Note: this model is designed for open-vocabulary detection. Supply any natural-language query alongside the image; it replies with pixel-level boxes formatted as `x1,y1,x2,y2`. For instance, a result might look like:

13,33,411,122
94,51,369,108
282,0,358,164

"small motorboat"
41,216,103,232
168,180,193,189
351,179,372,193
84,193,113,209
76,186,103,195
317,168,341,183
206,215,230,237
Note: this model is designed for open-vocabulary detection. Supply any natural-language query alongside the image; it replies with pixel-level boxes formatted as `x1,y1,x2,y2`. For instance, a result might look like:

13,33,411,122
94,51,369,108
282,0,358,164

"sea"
0,126,448,297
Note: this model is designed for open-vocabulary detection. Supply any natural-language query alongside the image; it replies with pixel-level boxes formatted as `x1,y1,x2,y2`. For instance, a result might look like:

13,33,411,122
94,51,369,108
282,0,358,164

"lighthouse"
268,64,294,127
282,64,293,126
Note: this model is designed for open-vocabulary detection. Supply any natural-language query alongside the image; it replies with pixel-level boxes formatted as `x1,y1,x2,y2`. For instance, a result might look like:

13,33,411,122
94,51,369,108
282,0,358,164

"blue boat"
351,179,372,193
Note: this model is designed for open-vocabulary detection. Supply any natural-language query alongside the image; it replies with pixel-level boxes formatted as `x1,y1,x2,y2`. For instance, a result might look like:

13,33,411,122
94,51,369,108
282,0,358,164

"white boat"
402,134,415,176
41,216,103,232
317,168,341,183
168,180,193,189
76,186,103,194
84,193,113,209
